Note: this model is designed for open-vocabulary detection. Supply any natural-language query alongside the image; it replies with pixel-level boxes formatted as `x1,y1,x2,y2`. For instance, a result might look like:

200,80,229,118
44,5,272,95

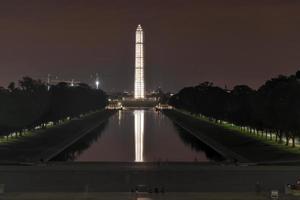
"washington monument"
134,24,145,99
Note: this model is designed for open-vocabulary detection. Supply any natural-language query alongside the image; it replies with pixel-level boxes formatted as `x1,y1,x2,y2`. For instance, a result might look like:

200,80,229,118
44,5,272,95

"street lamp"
95,80,99,89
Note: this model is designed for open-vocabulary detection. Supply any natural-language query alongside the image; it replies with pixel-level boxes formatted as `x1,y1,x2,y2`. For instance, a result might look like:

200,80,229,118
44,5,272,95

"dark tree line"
169,71,300,147
0,77,108,136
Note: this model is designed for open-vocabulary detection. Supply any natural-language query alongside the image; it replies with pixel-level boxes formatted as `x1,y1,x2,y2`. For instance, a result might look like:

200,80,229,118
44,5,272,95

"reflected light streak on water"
118,110,122,125
134,110,144,162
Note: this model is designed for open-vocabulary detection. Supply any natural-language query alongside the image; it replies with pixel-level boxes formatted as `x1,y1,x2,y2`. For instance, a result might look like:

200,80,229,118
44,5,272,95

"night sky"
0,0,300,92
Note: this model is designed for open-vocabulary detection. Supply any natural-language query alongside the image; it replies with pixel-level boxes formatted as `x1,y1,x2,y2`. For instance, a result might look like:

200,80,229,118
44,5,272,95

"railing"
155,104,173,110
106,100,123,110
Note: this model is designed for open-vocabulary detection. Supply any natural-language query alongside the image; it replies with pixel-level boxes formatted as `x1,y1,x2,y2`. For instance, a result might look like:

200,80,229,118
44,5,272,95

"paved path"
0,163,300,194
163,110,300,163
0,110,115,162
170,114,250,163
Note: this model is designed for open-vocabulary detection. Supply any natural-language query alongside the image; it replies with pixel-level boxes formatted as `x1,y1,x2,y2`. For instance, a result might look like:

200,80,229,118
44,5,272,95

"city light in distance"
95,80,100,89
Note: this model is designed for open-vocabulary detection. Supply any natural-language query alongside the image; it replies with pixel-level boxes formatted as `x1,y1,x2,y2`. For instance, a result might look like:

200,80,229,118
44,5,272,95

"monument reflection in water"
134,110,144,162
53,109,223,162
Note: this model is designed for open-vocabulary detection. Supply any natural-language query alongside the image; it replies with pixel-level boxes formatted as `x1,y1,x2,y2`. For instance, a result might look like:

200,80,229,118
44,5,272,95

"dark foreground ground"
1,192,295,200
164,109,300,163
0,110,115,162
0,163,300,199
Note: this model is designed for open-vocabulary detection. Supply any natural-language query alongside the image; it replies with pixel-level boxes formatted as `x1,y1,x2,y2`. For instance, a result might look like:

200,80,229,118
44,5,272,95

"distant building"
47,74,81,89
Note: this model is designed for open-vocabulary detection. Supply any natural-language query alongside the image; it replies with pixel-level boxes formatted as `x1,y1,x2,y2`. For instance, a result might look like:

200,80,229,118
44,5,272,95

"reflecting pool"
53,109,223,162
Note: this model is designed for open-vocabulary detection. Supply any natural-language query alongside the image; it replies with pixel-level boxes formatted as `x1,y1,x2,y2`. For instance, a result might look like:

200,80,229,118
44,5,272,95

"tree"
0,77,108,137
169,70,300,147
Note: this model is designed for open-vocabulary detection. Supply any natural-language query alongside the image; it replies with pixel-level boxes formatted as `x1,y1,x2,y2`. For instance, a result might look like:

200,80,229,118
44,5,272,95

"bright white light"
134,110,144,162
95,81,99,89
70,79,74,87
134,24,145,99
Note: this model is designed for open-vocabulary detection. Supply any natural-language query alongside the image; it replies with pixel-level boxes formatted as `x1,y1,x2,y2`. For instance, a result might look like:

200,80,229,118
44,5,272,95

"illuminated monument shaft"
134,24,145,99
